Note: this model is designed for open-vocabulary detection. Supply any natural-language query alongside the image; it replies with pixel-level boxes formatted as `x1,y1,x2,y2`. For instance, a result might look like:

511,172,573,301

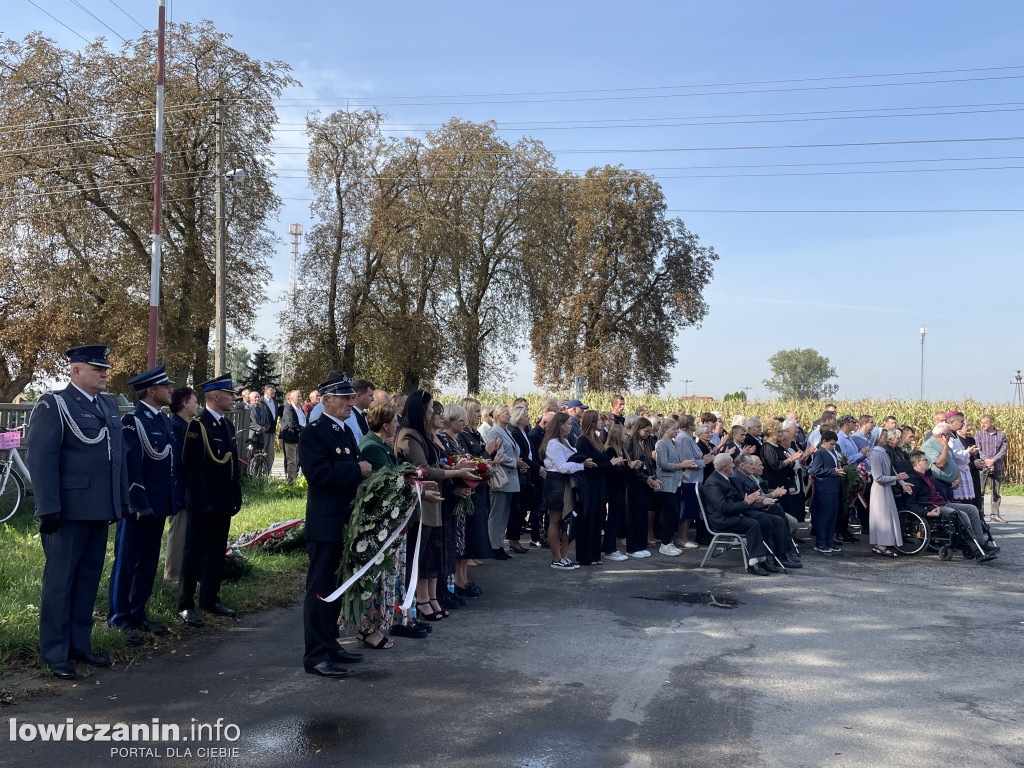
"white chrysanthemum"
355,540,368,553
360,591,372,601
374,553,385,565
377,529,388,542
390,509,399,519
394,477,404,491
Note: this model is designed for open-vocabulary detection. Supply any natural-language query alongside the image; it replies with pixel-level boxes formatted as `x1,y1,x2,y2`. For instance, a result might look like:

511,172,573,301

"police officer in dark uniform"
27,345,128,680
108,364,179,644
299,373,371,678
176,373,243,628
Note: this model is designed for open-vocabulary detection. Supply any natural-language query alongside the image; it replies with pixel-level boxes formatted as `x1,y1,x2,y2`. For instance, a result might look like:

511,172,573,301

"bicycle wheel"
250,454,270,479
0,461,25,523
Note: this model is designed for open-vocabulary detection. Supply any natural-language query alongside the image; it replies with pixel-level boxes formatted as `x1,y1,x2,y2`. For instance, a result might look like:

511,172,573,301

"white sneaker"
605,551,629,562
682,541,698,549
659,543,683,557
627,550,652,559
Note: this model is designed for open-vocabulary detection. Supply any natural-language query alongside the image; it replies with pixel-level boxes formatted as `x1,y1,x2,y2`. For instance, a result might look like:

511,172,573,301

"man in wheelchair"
905,450,999,562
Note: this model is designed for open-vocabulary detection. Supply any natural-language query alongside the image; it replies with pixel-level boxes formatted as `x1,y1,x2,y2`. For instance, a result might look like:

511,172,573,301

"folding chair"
697,485,750,570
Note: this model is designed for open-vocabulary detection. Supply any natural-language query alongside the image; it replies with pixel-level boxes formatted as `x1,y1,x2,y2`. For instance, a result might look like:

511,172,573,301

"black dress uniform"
27,345,128,678
299,375,366,677
176,374,243,624
108,365,179,639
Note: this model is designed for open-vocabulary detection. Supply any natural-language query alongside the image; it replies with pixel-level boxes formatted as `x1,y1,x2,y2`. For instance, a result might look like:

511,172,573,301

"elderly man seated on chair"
704,453,776,576
730,454,803,569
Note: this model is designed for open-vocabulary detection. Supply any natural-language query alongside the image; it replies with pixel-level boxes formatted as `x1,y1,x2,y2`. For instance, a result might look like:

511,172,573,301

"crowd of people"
24,345,1009,681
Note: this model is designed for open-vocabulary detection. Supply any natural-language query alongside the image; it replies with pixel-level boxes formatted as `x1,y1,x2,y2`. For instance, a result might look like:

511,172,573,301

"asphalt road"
4,503,1024,768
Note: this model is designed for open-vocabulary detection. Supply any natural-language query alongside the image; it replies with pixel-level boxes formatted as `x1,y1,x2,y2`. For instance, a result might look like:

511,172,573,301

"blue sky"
9,1,1024,401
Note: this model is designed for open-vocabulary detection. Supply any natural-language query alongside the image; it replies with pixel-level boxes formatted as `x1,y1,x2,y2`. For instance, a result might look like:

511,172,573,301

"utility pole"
214,97,226,375
919,326,926,400
682,379,693,397
147,0,166,368
1013,370,1024,407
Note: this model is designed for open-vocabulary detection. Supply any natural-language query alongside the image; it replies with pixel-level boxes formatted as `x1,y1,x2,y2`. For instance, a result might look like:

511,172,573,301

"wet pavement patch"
247,715,372,757
631,590,740,608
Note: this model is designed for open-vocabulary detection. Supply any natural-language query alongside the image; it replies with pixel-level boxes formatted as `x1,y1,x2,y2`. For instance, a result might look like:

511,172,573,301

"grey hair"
931,423,952,436
884,427,902,442
736,453,757,469
712,453,734,469
744,417,761,429
481,404,494,419
624,414,640,431
782,418,798,432
695,424,712,438
509,405,529,427
443,403,468,427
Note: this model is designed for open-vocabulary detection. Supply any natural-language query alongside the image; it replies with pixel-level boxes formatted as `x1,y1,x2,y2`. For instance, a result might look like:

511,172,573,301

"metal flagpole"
147,0,166,368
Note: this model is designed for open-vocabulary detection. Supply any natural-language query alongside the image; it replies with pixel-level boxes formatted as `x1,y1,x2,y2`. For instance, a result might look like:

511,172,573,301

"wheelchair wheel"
938,545,953,561
961,545,976,560
895,510,928,555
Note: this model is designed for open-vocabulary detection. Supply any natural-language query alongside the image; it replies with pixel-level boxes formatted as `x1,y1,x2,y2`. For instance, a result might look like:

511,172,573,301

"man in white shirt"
260,385,279,468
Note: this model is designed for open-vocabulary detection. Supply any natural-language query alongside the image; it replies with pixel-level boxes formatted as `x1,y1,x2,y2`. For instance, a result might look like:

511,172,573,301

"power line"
0,101,211,136
24,0,91,44
665,208,1024,213
105,0,144,30
261,74,1024,108
68,0,128,43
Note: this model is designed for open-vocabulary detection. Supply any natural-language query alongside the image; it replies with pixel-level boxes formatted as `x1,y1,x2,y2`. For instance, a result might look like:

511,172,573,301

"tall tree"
526,166,718,391
0,25,294,398
763,348,839,400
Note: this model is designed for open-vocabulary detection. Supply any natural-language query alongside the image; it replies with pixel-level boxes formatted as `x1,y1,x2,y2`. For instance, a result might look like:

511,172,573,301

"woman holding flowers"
396,391,478,621
439,403,480,598
458,398,502,562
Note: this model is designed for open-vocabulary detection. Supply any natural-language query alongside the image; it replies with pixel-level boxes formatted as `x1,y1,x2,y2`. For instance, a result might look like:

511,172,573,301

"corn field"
466,393,1024,484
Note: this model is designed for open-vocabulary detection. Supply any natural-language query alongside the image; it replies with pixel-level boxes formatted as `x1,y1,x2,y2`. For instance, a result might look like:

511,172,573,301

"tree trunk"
402,370,420,393
0,375,31,403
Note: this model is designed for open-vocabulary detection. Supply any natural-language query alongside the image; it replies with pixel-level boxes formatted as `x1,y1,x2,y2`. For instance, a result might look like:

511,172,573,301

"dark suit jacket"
728,471,767,513
278,403,304,444
181,409,242,517
509,425,538,472
808,447,842,494
299,415,364,542
170,413,190,512
904,470,944,515
703,471,758,529
122,402,178,517
743,434,764,457
258,398,279,436
528,426,545,462
27,385,128,522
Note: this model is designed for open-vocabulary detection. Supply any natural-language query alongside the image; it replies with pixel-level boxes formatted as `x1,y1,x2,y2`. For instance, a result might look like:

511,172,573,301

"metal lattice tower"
1013,370,1023,407
286,223,303,309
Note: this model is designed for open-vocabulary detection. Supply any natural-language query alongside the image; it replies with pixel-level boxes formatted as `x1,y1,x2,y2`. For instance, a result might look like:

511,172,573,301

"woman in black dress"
761,419,804,522
624,418,661,558
575,411,623,565
603,424,631,560
457,398,502,562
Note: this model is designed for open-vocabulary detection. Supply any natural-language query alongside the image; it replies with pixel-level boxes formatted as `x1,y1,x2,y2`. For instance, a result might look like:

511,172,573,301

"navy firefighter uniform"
27,345,128,679
107,364,179,641
176,373,243,626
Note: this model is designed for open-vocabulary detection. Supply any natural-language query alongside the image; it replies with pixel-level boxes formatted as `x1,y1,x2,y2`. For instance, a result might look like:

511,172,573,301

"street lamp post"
919,326,926,400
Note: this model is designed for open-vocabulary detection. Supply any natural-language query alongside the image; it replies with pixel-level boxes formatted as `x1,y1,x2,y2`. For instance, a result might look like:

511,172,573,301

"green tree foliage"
763,348,839,400
0,24,295,398
241,345,279,391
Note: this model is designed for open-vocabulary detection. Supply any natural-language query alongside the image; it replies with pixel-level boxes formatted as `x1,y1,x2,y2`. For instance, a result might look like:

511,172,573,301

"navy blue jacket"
299,415,364,542
728,471,768,514
703,471,759,529
170,413,190,511
181,409,242,517
121,402,179,517
809,447,842,494
27,384,127,522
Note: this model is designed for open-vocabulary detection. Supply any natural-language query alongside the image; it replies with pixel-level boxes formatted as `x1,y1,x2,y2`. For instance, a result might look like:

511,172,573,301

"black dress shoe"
454,584,480,598
330,648,364,663
436,592,460,610
306,660,350,679
508,542,528,554
136,620,167,636
747,563,772,576
49,662,76,680
780,558,803,569
390,624,428,639
764,561,781,573
201,602,236,617
114,625,143,645
492,548,512,560
411,620,432,634
68,651,111,667
179,609,205,627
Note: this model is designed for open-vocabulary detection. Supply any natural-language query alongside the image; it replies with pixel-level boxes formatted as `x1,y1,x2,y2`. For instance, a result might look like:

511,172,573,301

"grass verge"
0,478,309,672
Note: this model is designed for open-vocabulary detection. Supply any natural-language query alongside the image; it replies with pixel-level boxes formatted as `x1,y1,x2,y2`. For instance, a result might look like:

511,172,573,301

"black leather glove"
38,514,60,535
135,507,155,520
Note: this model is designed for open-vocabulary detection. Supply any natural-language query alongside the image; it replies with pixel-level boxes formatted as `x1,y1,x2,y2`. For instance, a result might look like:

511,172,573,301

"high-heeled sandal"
357,630,394,649
427,598,450,619
416,600,447,621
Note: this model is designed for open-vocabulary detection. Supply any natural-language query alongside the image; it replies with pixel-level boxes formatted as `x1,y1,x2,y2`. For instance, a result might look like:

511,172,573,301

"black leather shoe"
780,558,803,569
136,620,167,636
330,648,364,663
454,584,480,598
436,592,460,610
508,542,528,554
492,548,512,560
179,609,205,627
306,661,350,679
411,620,432,634
748,563,772,576
68,651,111,667
764,562,781,573
114,625,143,645
390,624,427,639
201,602,236,617
49,662,76,680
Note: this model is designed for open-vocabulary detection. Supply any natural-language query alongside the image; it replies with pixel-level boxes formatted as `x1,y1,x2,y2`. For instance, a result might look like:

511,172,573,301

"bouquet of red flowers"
440,454,492,515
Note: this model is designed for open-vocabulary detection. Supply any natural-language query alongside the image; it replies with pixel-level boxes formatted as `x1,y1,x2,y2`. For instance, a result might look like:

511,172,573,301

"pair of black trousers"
625,479,651,553
715,516,766,560
575,505,605,565
603,480,627,553
108,514,166,627
657,490,680,545
303,540,344,670
176,513,231,611
753,512,789,560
